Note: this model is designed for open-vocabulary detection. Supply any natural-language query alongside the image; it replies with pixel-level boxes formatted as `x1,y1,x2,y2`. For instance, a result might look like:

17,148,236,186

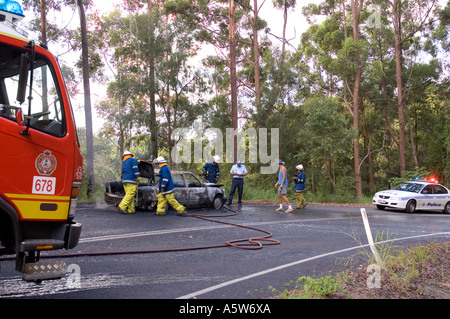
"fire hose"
0,206,280,261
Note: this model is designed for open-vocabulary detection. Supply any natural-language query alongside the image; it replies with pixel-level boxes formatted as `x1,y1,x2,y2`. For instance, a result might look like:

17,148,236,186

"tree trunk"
39,0,49,115
393,0,407,175
281,0,287,55
351,0,364,198
229,0,238,163
405,105,419,167
252,0,261,121
77,0,95,196
148,0,158,160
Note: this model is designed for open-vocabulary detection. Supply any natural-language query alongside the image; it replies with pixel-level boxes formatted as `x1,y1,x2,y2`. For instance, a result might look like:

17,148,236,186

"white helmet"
296,164,304,170
154,156,167,164
122,151,133,157
212,155,220,163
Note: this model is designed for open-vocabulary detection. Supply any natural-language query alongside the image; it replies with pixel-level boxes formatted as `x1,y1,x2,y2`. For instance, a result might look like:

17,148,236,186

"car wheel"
211,195,224,210
376,205,386,210
444,202,450,214
405,200,416,214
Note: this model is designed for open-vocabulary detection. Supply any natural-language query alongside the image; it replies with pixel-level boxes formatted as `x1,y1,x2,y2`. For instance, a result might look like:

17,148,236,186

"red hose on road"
0,206,280,261
184,207,280,250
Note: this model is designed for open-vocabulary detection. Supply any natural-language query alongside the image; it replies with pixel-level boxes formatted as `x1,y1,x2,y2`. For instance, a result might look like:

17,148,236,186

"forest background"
19,0,450,204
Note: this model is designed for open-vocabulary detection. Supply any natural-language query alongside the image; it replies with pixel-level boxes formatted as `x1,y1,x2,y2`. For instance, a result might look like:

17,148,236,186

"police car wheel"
444,202,450,214
405,200,416,214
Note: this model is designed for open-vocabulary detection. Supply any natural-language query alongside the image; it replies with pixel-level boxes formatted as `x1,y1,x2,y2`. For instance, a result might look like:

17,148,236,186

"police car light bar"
411,177,439,183
0,1,25,28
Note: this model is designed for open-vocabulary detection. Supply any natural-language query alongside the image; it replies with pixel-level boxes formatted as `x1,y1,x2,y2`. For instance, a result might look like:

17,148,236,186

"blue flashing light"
411,177,439,183
0,0,24,17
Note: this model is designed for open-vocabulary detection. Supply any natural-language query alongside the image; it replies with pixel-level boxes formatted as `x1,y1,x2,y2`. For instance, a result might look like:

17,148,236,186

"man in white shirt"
226,160,248,205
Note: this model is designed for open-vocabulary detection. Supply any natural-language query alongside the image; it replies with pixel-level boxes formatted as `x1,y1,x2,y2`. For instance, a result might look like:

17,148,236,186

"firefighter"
118,151,140,214
202,155,220,183
294,164,307,209
154,156,185,216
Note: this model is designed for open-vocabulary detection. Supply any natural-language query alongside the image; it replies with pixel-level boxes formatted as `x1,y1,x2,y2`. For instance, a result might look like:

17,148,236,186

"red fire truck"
0,4,83,281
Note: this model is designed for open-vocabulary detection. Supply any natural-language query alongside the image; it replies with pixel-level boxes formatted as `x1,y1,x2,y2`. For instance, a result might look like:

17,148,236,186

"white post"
360,208,382,265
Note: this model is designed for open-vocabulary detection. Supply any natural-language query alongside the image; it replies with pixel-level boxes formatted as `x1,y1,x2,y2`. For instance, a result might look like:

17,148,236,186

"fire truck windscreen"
0,42,67,137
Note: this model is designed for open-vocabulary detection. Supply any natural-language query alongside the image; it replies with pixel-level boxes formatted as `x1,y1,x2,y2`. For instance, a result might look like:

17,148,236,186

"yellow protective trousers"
119,183,138,213
156,192,185,215
295,192,307,208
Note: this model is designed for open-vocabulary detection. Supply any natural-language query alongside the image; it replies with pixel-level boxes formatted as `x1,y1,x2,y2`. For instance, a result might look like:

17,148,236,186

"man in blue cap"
275,160,293,213
226,159,247,205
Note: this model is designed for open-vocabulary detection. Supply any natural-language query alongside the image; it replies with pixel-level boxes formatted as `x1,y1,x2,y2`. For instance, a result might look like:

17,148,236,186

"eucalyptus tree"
165,0,268,138
155,14,211,165
91,1,207,164
363,0,443,176
298,0,368,197
23,0,97,196
272,0,297,55
76,0,95,196
389,0,438,175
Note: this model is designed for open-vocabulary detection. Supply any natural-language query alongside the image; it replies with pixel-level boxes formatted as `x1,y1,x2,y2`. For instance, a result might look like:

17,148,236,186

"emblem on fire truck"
35,150,57,176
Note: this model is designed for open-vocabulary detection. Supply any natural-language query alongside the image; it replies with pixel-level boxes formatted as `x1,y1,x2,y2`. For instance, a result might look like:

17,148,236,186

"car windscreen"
392,182,424,193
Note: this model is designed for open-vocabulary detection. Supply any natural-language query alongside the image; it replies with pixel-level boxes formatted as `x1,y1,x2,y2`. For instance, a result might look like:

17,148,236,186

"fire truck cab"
0,3,83,281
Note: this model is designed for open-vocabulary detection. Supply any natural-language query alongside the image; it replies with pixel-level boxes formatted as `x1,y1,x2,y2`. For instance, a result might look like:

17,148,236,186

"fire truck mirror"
17,53,30,105
16,107,25,126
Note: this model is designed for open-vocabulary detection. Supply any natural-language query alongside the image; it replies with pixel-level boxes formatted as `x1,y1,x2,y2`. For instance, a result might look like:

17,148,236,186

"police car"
372,178,450,214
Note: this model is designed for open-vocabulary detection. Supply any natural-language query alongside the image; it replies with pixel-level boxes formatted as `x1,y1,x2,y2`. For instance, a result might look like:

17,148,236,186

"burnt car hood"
203,182,224,188
138,160,155,183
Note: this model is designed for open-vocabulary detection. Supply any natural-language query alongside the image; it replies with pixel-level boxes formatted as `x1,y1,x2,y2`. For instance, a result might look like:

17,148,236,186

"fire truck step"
22,260,67,282
19,239,65,252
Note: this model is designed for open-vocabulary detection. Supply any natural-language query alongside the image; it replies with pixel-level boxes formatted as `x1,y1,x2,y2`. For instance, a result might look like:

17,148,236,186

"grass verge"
271,241,450,299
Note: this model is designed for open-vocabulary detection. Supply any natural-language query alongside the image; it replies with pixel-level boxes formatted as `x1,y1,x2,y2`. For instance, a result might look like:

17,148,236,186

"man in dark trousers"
226,160,248,206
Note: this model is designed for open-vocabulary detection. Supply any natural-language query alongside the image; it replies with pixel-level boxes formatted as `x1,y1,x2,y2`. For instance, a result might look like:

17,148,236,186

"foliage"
274,275,348,299
388,167,430,187
22,0,450,199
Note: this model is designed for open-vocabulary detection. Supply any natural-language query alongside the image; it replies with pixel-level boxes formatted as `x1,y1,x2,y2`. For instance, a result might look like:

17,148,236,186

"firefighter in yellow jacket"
154,156,185,216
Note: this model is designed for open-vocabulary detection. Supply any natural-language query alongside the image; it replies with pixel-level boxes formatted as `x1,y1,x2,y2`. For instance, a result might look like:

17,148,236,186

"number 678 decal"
32,176,56,195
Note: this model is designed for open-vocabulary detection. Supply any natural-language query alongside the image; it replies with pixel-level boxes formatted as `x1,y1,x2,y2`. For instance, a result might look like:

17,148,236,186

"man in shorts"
275,160,293,213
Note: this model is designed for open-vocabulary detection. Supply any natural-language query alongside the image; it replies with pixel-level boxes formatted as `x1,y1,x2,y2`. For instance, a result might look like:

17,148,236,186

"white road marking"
79,216,360,243
176,231,450,299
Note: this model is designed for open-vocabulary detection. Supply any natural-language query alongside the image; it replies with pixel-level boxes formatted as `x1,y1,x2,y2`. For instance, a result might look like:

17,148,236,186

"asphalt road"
1,202,450,302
